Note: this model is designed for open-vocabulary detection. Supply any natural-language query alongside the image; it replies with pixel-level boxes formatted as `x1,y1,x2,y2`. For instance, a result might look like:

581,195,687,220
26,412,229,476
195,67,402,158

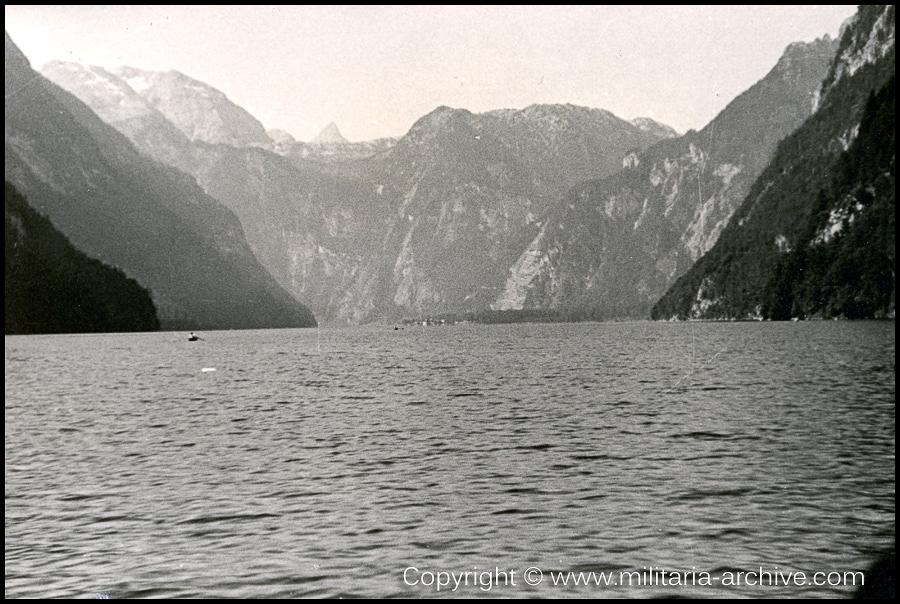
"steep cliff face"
819,5,895,100
652,5,894,320
307,104,675,323
493,36,837,319
5,32,316,330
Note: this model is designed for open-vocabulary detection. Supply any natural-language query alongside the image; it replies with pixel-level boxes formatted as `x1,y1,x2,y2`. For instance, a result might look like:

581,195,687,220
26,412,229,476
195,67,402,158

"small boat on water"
188,332,200,341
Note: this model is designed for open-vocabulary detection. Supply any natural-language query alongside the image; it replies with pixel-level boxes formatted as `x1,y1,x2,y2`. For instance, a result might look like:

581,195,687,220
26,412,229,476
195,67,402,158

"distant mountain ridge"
42,60,197,171
630,117,679,139
280,135,399,165
37,29,842,325
6,32,317,330
652,5,894,320
42,60,678,323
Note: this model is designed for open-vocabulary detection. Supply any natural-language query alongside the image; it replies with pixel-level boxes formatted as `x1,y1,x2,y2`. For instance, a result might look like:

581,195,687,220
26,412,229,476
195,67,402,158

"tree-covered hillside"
652,6,894,321
5,182,160,334
760,77,894,319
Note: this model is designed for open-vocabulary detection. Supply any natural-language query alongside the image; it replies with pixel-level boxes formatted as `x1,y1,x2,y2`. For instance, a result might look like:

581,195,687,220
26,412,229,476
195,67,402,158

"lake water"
5,322,895,598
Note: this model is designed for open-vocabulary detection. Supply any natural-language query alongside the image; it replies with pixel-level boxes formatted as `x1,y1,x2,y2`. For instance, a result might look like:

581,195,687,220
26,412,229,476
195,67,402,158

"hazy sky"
5,5,857,142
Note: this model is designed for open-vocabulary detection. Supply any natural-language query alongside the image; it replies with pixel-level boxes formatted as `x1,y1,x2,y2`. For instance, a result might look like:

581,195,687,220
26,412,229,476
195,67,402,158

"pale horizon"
5,5,856,142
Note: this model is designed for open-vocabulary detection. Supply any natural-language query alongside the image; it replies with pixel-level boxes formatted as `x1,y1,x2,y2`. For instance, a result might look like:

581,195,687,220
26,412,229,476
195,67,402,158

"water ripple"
5,322,894,598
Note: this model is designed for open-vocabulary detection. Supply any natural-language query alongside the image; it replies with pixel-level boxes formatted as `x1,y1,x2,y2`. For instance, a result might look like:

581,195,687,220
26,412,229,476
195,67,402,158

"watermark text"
402,565,866,592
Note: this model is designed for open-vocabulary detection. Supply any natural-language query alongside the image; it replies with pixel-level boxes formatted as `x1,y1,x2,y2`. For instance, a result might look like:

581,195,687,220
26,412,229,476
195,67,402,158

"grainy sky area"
5,5,857,142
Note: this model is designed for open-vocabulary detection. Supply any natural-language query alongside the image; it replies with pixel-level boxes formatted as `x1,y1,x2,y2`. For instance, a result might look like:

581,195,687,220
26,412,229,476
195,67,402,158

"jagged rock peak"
820,5,894,98
310,122,348,145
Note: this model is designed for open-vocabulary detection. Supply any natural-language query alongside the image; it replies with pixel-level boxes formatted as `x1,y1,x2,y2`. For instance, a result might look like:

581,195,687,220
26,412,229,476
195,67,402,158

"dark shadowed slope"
6,182,160,334
5,32,316,330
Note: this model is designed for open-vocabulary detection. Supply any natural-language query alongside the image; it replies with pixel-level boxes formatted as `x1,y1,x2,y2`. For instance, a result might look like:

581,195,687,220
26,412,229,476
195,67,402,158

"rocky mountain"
6,182,160,334
274,121,399,164
112,66,273,148
652,5,894,321
478,104,676,195
274,104,677,323
41,58,679,324
819,5,895,101
45,31,839,325
5,32,317,330
43,62,398,171
490,35,837,319
190,103,676,323
311,122,349,145
42,60,198,171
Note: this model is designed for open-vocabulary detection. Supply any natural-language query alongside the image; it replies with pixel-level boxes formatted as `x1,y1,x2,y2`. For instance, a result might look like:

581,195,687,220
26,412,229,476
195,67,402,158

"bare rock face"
819,5,895,101
494,36,837,320
112,66,273,148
